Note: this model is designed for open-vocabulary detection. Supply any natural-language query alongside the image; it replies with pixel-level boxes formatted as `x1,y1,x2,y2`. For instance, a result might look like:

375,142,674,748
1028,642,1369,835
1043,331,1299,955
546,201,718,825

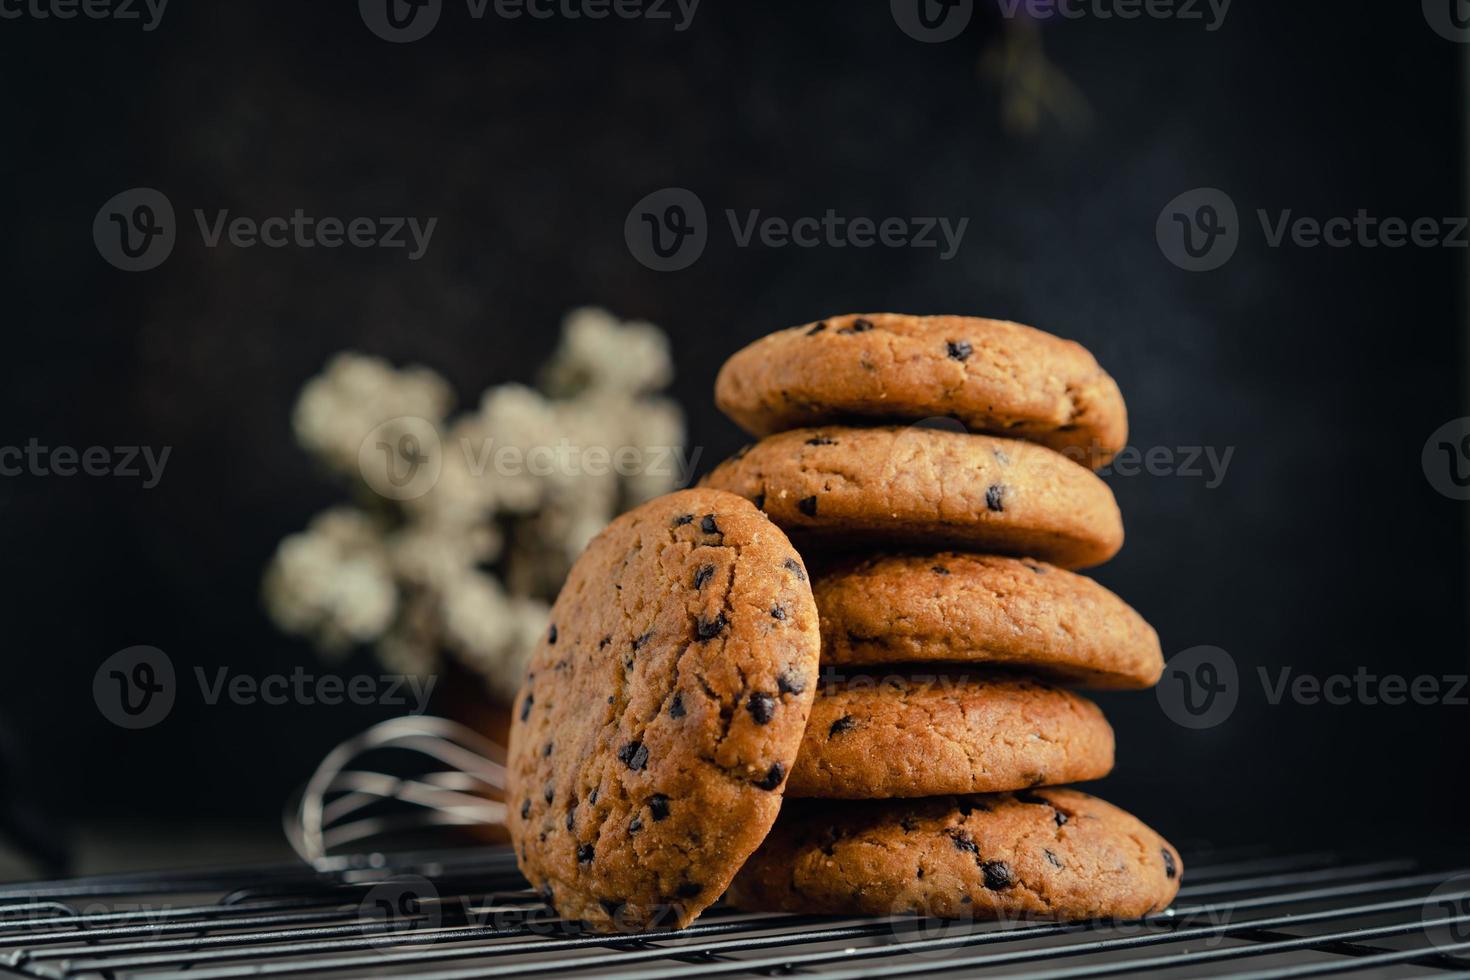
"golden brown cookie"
728,789,1182,921
699,426,1123,570
788,671,1114,798
814,553,1162,689
715,314,1127,466
507,489,820,932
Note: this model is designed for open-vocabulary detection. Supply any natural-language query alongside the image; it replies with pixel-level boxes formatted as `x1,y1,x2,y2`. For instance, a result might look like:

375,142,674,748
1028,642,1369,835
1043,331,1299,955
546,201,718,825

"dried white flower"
265,309,683,702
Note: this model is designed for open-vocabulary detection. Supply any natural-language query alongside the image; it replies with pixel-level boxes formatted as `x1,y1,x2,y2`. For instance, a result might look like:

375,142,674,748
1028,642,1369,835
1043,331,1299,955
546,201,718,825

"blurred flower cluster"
262,308,684,702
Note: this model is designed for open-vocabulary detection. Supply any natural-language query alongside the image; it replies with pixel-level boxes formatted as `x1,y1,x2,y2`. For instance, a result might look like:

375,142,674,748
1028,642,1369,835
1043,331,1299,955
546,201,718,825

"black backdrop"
1,1,1465,867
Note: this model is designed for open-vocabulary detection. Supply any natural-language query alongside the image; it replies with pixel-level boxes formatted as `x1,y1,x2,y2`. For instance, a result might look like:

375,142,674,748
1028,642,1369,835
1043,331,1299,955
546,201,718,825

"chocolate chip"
1045,849,1063,869
783,557,806,581
520,799,531,819
947,340,973,361
838,317,874,334
982,860,1015,890
985,484,1006,512
633,630,654,650
694,564,715,589
805,436,836,446
628,816,642,833
696,613,727,641
668,692,686,718
828,715,856,737
599,635,612,648
752,492,765,509
957,800,974,817
648,794,671,821
565,806,576,830
916,867,925,879
948,829,979,854
1163,849,1177,879
770,605,786,620
672,514,694,527
542,742,554,757
675,881,703,898
777,669,806,694
798,496,818,517
747,693,777,724
547,624,557,645
755,763,785,790
588,788,599,805
1023,562,1047,574
1055,811,1069,827
700,514,720,534
806,321,828,336
932,565,950,575
543,784,555,804
618,741,649,771
520,693,534,721
1016,791,1051,808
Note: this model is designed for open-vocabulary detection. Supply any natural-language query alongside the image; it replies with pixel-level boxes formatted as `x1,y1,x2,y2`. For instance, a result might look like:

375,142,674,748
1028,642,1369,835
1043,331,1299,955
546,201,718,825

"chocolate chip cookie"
789,671,1113,798
715,314,1128,465
728,789,1181,921
699,426,1123,569
507,489,821,932
814,553,1162,689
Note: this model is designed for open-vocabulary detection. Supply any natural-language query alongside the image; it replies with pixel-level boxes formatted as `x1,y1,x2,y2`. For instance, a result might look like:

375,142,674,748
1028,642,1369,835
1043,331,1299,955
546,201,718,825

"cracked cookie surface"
699,426,1123,569
789,671,1113,798
728,789,1181,921
715,314,1127,465
507,489,820,932
814,553,1162,688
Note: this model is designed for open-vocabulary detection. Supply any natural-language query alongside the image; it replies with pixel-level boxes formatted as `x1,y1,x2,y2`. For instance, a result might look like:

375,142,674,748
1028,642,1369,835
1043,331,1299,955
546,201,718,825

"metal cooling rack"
0,848,1466,978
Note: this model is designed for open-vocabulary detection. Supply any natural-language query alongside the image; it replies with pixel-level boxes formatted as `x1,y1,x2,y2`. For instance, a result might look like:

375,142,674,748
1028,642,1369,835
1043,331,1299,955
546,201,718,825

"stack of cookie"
702,313,1181,921
506,313,1180,934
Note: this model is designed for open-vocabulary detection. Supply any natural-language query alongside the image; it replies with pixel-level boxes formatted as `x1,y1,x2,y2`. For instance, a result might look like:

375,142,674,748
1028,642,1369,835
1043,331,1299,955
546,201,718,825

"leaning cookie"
814,553,1162,689
507,489,820,932
715,314,1127,465
728,789,1182,921
699,426,1123,570
788,671,1114,798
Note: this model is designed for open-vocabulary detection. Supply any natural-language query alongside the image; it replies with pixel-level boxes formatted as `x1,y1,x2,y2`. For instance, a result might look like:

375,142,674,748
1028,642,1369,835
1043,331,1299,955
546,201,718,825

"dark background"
1,1,1465,873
